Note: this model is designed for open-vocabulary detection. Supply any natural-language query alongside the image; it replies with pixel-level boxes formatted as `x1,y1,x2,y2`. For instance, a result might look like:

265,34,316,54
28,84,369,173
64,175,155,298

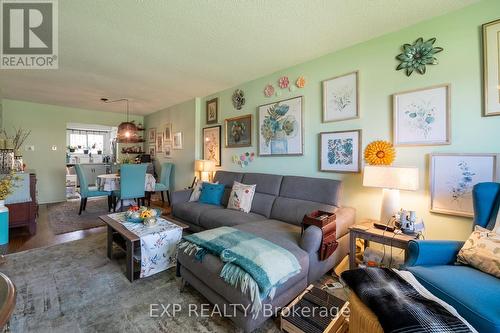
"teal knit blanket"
179,226,301,314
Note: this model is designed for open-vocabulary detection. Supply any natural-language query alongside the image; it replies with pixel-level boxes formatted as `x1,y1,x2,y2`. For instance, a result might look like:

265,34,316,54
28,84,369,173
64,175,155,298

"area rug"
47,198,108,234
0,234,280,332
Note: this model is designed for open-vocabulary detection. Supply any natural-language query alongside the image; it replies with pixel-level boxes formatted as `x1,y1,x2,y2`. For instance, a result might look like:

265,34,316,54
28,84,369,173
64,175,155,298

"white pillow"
493,208,500,234
189,180,218,202
227,181,256,213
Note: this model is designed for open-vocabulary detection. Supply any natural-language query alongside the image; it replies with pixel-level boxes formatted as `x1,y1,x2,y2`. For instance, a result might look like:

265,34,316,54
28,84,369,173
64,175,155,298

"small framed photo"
163,123,172,142
148,128,156,143
225,114,252,148
206,98,218,124
320,130,361,173
393,84,450,146
156,134,163,153
164,144,172,158
173,132,183,149
148,146,156,158
323,71,359,122
203,125,221,166
483,19,500,116
430,153,497,217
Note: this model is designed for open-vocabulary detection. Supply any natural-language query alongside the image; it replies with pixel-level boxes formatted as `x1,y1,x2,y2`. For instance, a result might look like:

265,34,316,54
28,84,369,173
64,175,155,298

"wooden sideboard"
7,172,37,235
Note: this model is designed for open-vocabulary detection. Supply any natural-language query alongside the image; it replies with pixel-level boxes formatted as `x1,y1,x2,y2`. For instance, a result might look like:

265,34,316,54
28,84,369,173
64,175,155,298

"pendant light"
101,98,138,143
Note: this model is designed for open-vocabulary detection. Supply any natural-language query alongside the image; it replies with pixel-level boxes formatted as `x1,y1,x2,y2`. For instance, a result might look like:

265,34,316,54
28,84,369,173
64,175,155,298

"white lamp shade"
195,159,215,172
363,165,419,191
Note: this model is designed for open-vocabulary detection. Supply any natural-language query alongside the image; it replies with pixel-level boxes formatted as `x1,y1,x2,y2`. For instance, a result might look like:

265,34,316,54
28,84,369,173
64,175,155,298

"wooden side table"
348,219,418,269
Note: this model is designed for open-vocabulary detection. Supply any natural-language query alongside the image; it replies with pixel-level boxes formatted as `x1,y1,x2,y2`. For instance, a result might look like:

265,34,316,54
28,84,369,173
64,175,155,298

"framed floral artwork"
148,128,156,143
393,84,450,146
206,98,218,124
430,153,497,217
156,134,163,153
148,146,156,158
322,71,359,122
225,114,252,148
320,130,361,173
203,125,221,166
173,132,183,149
258,96,303,156
164,143,172,158
163,123,172,142
482,19,500,116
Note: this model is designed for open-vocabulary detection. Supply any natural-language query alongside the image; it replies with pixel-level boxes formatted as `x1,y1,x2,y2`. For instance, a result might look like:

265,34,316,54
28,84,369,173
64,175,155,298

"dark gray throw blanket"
341,268,472,333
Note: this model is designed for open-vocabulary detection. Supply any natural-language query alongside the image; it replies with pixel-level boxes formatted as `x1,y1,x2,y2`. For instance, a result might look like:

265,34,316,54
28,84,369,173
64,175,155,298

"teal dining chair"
152,163,173,206
74,164,112,215
112,164,147,212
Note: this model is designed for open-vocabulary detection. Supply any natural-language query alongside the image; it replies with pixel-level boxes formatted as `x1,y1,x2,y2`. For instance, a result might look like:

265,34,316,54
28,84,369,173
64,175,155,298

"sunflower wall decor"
364,140,396,165
396,37,443,76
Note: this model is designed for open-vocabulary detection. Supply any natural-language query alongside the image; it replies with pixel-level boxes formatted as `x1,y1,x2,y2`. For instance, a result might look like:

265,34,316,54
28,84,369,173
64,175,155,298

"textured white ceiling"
0,0,478,115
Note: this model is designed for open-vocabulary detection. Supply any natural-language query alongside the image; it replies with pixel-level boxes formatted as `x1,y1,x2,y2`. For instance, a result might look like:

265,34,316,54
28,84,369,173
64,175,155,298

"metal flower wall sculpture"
396,37,443,76
232,89,245,110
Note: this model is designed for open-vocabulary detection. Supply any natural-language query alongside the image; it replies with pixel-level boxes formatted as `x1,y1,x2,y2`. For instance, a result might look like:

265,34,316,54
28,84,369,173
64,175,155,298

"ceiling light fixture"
101,97,138,143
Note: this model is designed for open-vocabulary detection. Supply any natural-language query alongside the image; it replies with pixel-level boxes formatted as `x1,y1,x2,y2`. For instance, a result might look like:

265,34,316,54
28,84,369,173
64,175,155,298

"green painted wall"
198,0,500,241
2,99,143,203
144,98,197,191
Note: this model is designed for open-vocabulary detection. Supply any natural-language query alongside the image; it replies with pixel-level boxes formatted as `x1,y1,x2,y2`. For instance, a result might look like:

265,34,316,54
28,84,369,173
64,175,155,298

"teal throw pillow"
199,182,225,206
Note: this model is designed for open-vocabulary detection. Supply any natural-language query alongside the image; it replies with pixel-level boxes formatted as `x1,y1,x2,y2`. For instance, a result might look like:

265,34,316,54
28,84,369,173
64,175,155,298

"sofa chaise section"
173,171,356,332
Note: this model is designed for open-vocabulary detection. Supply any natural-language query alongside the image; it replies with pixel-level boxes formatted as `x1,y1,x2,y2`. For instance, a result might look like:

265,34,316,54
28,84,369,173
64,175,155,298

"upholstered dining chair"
151,162,173,206
112,164,147,212
74,164,112,215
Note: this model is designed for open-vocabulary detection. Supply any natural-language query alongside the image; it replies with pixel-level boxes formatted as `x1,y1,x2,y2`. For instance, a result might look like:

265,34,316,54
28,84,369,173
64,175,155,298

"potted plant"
97,150,102,155
0,172,20,250
67,145,75,153
83,147,89,154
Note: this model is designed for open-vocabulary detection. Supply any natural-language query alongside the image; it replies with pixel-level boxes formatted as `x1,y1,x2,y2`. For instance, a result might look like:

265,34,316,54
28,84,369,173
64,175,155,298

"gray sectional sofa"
173,171,355,332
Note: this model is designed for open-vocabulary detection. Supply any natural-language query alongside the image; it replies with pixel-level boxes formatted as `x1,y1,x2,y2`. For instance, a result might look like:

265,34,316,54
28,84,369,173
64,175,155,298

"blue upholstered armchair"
405,182,500,333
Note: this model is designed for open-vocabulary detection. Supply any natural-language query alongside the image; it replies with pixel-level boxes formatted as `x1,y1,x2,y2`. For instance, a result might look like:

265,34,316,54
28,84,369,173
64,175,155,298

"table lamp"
195,159,216,182
363,165,419,224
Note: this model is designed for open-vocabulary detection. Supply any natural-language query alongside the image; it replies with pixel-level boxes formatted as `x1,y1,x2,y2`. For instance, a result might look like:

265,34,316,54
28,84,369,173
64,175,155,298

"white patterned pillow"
227,181,256,213
189,180,218,202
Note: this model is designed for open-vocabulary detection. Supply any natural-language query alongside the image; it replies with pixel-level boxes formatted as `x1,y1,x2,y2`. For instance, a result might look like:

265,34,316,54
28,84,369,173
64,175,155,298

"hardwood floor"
6,199,171,255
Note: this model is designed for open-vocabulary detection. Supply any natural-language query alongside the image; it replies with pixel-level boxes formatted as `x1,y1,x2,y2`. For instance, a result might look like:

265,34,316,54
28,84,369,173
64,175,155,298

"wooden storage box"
280,285,349,333
302,210,336,228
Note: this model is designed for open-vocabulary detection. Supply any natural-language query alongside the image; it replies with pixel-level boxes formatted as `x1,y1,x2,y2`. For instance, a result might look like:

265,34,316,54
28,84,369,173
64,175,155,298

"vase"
13,155,23,172
270,132,288,154
0,200,9,247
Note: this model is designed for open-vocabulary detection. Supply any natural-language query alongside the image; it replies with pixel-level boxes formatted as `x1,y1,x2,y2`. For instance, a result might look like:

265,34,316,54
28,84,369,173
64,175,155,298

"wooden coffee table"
0,272,16,331
349,220,418,269
99,214,188,282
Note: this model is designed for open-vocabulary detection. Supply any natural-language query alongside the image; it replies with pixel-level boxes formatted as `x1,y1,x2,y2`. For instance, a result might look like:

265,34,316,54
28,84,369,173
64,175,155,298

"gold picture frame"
224,114,252,148
482,19,500,116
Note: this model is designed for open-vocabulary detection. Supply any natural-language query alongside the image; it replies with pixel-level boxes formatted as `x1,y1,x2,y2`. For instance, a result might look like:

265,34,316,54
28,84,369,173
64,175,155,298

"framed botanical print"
320,130,361,173
148,128,156,143
258,96,303,156
393,84,450,146
163,123,172,142
156,134,163,153
206,98,218,124
430,153,497,217
164,144,172,158
203,125,221,166
323,71,359,122
483,19,500,116
173,132,183,149
148,146,156,158
225,114,252,148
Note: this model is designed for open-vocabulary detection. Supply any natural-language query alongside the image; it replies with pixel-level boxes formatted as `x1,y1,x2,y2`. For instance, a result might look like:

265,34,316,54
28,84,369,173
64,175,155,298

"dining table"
96,173,156,192
96,173,157,209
